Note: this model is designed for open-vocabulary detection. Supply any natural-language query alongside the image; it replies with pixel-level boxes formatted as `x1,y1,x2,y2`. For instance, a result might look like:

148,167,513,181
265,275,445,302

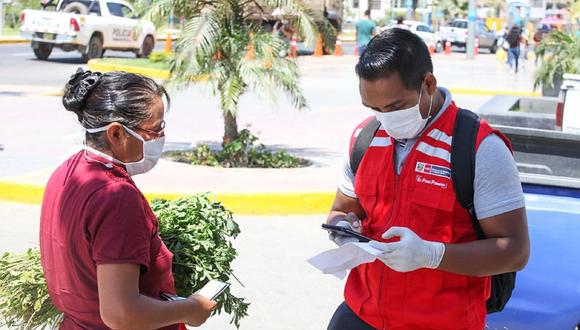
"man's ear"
425,73,438,96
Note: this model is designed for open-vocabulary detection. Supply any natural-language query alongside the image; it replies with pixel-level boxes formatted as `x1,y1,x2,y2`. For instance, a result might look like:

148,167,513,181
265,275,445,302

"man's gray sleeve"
474,134,526,219
338,154,357,198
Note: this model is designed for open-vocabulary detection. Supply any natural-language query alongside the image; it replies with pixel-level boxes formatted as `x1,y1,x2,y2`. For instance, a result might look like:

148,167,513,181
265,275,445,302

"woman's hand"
184,294,217,327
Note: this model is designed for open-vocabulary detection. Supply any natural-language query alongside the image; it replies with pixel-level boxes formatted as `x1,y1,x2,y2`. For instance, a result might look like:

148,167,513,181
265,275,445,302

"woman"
506,26,522,73
40,68,216,329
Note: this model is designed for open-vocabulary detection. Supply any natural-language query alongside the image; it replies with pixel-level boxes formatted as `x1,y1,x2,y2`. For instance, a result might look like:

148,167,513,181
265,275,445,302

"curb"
88,59,170,80
87,59,210,82
0,181,334,215
0,38,28,44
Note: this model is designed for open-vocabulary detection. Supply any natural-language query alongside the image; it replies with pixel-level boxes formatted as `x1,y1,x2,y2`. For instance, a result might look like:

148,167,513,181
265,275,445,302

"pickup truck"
439,19,498,53
482,120,580,329
19,0,156,62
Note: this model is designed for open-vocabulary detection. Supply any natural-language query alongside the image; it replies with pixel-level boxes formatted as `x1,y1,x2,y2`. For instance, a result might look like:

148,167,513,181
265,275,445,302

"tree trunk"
223,111,239,145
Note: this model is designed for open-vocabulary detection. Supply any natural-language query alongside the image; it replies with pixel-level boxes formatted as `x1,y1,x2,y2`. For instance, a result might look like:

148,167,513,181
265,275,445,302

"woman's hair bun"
62,68,102,114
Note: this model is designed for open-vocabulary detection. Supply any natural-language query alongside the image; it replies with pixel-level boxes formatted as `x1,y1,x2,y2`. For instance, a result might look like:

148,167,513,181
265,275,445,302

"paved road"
0,42,168,87
0,201,344,330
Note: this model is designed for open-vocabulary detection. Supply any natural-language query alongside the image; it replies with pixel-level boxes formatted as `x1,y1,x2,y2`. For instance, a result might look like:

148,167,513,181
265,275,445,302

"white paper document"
307,243,384,279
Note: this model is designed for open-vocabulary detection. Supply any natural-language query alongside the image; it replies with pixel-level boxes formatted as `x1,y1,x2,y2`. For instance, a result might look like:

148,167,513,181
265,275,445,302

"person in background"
356,9,377,55
40,69,216,329
506,25,522,74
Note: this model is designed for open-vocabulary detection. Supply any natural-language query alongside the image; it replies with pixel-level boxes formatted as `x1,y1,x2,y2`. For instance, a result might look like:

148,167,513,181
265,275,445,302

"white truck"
439,19,498,53
19,0,156,62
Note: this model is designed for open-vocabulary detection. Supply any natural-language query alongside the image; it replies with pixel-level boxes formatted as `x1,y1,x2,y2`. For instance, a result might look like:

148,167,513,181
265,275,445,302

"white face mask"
372,86,434,140
85,124,165,176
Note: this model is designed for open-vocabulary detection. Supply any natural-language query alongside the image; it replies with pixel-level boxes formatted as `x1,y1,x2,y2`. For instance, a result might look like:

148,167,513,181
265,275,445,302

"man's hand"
328,213,362,246
184,294,217,327
370,227,445,272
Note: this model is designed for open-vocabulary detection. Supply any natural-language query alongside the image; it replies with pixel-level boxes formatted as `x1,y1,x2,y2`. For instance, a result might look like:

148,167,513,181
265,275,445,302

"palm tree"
145,0,323,144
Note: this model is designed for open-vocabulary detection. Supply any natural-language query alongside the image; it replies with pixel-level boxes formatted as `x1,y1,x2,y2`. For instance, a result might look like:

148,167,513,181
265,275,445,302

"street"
0,42,168,88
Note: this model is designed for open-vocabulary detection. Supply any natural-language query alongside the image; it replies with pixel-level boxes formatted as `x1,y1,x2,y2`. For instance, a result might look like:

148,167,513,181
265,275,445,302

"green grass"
1,25,21,37
99,57,169,70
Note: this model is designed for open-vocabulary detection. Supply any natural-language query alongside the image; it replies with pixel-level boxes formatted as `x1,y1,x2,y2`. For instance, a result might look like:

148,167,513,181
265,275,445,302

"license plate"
43,33,55,40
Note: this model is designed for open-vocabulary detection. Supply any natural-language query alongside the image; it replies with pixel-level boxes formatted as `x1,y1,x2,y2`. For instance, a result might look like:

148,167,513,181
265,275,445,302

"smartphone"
195,280,230,300
159,280,229,302
159,292,187,302
322,223,371,243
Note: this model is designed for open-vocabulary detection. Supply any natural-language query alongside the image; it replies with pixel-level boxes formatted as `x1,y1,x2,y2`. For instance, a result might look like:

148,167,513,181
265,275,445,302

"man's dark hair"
364,9,371,17
396,16,404,24
355,28,433,91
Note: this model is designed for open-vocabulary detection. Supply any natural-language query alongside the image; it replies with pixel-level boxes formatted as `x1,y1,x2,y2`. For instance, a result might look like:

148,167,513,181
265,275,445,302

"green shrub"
165,129,308,168
0,195,248,329
152,195,248,328
0,249,62,330
149,50,173,63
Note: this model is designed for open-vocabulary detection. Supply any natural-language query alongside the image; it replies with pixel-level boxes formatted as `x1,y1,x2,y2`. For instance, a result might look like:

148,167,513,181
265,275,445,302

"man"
326,28,530,330
356,9,377,55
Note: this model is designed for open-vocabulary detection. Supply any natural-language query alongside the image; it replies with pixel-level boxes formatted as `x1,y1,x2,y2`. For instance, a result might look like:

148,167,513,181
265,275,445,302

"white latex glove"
369,226,445,272
328,214,362,246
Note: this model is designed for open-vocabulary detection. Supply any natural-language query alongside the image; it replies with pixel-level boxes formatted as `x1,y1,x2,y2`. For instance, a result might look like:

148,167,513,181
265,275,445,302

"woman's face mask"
85,124,165,176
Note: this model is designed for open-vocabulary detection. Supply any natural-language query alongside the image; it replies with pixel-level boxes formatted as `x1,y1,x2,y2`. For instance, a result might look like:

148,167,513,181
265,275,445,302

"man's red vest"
345,102,509,330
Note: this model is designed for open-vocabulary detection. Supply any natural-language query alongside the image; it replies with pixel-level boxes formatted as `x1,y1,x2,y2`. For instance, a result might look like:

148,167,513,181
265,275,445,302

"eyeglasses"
134,120,165,139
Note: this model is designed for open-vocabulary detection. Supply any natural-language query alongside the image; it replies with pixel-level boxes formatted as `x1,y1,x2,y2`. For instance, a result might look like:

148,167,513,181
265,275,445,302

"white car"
20,0,156,62
382,20,443,53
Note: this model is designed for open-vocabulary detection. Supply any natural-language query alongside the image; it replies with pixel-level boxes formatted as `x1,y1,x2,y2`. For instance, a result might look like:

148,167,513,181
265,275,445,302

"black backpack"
349,109,516,314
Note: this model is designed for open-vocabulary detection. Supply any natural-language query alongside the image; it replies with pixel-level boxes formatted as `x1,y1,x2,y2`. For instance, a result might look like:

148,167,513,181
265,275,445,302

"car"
480,106,580,329
382,20,443,52
439,19,498,53
19,0,156,62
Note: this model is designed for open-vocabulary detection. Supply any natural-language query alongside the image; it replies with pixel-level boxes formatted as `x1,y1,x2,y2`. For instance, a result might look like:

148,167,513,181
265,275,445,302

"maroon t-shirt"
40,151,178,330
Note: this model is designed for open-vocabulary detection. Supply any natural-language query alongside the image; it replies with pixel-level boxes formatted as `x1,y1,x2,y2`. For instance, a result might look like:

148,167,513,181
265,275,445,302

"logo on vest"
416,175,448,189
415,162,452,179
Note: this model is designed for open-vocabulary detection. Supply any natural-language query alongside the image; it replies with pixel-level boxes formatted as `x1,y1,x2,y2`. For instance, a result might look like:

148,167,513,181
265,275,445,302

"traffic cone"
314,33,323,57
289,34,298,58
334,36,343,56
164,31,172,53
474,38,479,56
444,41,451,55
428,42,435,55
245,32,255,60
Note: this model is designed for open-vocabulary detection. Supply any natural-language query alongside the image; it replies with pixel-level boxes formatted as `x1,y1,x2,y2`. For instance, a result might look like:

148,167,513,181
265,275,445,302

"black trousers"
327,302,377,330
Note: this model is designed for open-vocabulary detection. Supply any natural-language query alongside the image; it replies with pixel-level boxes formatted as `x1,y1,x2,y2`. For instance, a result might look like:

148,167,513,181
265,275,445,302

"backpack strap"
350,118,381,176
451,108,486,240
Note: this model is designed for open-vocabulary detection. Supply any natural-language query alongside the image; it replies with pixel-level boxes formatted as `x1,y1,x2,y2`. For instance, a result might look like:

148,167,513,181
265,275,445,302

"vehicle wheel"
137,36,155,58
82,35,103,63
33,42,53,60
62,2,88,15
490,42,498,54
